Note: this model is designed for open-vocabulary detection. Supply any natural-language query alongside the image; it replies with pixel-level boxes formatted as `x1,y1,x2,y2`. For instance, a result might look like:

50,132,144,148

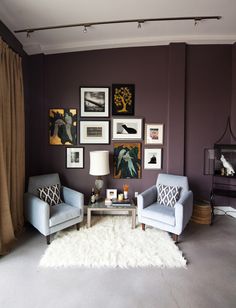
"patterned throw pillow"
157,184,181,207
38,184,62,206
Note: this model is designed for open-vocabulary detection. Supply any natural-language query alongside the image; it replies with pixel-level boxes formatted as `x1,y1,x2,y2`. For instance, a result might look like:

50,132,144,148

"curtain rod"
15,16,222,34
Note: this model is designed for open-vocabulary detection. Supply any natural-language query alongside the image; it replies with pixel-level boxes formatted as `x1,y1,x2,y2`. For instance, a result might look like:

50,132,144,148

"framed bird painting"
113,143,142,179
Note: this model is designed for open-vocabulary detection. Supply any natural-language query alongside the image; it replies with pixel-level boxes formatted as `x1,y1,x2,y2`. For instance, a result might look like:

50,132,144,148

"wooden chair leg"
141,223,145,231
76,223,80,231
172,234,179,243
46,235,50,245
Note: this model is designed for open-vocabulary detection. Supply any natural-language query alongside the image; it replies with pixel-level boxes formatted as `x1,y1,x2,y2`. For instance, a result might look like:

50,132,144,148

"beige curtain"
0,37,25,255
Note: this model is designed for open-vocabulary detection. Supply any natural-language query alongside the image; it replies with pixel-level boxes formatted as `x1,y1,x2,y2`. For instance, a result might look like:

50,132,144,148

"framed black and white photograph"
144,148,162,169
106,189,117,200
145,123,164,145
66,147,84,168
112,118,142,140
80,87,109,117
80,120,110,144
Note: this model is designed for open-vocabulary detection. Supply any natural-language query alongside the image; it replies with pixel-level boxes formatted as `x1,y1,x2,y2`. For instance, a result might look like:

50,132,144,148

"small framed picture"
106,189,117,200
144,148,162,169
80,87,109,117
112,118,142,140
80,120,110,144
66,147,84,168
112,84,135,116
145,124,164,145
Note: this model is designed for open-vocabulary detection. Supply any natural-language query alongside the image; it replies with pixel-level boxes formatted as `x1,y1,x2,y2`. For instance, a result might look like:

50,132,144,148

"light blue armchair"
137,173,193,242
24,173,84,244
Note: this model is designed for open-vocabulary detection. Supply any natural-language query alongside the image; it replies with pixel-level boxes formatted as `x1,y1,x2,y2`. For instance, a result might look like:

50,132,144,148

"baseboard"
214,206,236,219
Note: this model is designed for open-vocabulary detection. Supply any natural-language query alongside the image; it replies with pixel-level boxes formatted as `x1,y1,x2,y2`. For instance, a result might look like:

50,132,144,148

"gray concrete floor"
0,215,236,308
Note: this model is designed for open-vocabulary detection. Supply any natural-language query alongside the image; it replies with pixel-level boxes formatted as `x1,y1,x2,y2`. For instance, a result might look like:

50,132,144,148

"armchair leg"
141,223,145,231
172,234,179,243
46,235,50,245
76,223,80,231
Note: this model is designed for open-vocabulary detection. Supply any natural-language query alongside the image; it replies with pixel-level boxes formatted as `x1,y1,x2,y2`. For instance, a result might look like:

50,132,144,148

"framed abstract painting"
113,143,141,179
49,108,77,145
144,148,162,170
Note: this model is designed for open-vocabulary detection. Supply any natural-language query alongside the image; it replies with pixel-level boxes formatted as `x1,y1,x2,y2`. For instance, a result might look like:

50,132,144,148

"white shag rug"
39,216,187,269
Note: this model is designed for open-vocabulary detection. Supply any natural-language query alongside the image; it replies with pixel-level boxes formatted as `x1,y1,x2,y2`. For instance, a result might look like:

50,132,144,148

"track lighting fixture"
15,16,221,37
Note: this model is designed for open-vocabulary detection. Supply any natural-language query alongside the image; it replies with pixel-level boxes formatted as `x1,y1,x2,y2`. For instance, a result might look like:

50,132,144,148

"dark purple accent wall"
26,44,235,204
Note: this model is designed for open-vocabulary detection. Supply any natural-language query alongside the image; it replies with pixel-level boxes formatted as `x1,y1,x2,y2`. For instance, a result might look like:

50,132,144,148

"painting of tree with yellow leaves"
112,84,135,115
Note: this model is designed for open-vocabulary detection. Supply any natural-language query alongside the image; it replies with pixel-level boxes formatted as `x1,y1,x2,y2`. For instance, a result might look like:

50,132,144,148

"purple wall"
26,44,236,203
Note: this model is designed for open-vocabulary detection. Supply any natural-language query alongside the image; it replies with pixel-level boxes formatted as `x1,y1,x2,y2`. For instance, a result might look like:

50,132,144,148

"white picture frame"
106,189,118,200
145,123,164,145
112,118,142,140
66,147,84,169
144,148,162,169
80,120,110,144
80,87,109,117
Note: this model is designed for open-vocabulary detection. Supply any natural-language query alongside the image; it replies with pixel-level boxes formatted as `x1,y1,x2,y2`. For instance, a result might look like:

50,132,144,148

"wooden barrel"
191,203,212,225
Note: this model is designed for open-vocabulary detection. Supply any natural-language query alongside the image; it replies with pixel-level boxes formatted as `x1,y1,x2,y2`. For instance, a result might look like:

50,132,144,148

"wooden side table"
191,202,212,225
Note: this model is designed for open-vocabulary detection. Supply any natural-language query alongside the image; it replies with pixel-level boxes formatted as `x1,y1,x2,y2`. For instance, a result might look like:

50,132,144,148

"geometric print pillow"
157,184,181,207
38,184,62,206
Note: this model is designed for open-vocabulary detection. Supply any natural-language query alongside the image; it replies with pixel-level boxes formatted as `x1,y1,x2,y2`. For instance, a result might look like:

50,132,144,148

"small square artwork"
80,87,109,117
144,148,162,169
145,124,164,145
113,143,141,179
66,147,84,168
49,109,77,145
112,84,135,115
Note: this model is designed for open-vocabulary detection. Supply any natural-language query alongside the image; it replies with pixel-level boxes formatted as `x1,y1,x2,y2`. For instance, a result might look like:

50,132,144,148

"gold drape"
0,37,25,255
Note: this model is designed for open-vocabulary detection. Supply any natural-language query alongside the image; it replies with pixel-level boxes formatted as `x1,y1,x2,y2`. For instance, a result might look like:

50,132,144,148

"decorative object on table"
137,173,193,243
106,189,117,200
89,150,110,198
90,188,96,204
145,123,164,145
144,148,162,169
191,201,212,225
39,216,187,269
112,118,142,140
80,120,110,144
80,87,109,117
123,184,129,199
113,143,141,179
118,193,124,201
49,109,77,145
112,199,131,206
112,84,135,116
104,198,112,206
66,147,84,168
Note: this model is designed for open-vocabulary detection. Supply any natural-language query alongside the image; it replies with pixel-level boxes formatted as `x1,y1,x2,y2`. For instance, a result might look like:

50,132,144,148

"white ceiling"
0,0,236,55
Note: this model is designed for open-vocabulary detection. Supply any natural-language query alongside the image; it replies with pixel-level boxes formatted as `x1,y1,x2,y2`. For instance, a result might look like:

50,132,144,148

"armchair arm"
137,185,157,210
174,191,193,234
24,192,50,236
62,186,84,215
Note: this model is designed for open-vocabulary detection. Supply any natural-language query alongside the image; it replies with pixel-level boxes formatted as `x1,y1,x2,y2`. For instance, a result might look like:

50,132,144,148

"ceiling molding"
23,35,236,55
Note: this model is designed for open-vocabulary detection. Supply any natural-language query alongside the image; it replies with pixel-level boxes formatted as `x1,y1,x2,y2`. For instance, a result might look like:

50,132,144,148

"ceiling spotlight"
138,21,142,29
83,25,88,33
26,30,31,38
194,18,200,26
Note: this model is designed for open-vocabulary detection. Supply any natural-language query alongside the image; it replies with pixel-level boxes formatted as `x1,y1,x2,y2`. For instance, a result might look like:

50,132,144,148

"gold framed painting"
113,143,141,179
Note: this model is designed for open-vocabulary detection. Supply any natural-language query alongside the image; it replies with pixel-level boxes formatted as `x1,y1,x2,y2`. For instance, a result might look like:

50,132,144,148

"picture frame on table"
145,123,164,145
144,148,162,170
112,84,135,116
79,120,110,144
112,118,142,140
80,87,109,117
49,108,77,145
113,143,142,179
106,189,118,200
66,147,84,169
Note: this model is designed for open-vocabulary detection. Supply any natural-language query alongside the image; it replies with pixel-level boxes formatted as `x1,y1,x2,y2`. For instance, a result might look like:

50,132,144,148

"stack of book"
112,199,131,206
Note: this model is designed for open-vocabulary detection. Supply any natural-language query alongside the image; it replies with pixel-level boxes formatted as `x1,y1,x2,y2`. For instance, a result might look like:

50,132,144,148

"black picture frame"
112,84,135,116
